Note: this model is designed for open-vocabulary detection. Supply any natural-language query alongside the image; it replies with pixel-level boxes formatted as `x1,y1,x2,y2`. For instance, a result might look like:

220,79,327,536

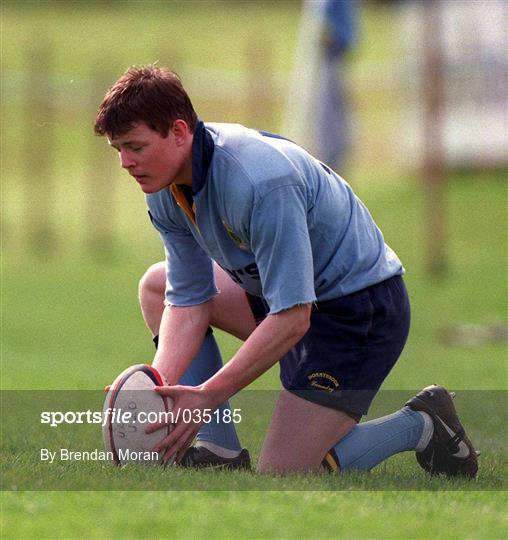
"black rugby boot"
406,385,478,478
180,446,251,470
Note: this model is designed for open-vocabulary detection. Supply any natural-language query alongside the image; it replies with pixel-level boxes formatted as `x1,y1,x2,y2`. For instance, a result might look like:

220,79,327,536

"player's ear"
171,119,190,147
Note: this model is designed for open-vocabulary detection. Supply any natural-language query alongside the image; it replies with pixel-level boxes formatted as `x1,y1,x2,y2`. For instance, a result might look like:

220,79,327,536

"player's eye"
129,145,144,153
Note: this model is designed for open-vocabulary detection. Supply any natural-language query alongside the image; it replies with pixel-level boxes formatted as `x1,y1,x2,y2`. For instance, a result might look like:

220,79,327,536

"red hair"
94,65,198,137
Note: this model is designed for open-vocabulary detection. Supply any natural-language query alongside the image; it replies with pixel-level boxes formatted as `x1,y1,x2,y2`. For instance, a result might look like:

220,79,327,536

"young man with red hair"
95,65,478,477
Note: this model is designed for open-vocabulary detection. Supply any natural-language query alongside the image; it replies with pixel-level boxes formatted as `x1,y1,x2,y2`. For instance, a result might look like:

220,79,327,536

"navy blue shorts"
246,275,410,418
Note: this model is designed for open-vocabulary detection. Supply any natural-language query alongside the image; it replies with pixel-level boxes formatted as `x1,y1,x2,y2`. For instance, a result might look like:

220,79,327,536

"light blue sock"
178,331,241,452
333,407,426,471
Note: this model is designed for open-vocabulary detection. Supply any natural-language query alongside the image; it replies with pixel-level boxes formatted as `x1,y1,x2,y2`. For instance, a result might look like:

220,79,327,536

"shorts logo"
307,372,339,393
222,221,249,251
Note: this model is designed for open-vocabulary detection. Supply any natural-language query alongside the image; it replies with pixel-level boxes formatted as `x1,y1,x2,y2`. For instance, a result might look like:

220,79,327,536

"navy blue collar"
191,120,215,194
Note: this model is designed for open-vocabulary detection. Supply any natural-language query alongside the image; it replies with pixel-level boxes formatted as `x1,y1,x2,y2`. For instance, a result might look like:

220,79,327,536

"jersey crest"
222,221,249,251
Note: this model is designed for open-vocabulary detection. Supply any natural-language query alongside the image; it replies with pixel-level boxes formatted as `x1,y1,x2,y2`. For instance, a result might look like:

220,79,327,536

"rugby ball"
102,364,173,466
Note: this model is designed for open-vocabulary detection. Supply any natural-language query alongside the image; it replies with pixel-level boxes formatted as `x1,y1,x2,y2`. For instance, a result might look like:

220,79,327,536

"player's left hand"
145,384,215,464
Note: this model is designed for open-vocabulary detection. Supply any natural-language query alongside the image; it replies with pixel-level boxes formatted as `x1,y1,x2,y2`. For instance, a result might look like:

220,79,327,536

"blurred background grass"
1,1,506,392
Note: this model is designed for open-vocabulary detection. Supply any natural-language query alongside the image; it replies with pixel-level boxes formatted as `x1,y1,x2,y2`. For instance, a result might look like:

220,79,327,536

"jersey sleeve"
148,210,217,307
249,184,316,313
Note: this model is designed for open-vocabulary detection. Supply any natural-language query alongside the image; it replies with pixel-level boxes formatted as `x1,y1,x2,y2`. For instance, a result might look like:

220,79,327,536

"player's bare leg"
257,389,357,473
209,264,257,340
138,262,166,336
139,261,256,340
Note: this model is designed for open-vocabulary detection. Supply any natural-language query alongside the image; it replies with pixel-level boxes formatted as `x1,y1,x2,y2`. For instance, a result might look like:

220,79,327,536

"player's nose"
119,150,136,169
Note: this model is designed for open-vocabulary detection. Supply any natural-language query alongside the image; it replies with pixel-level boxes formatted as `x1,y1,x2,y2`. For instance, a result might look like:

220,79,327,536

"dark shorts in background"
246,275,411,418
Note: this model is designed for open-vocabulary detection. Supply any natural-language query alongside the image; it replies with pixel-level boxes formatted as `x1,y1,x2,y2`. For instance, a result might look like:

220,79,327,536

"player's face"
108,122,191,193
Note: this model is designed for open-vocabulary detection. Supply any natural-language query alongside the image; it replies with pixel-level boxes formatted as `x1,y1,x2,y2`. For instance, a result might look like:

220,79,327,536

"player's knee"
138,262,165,302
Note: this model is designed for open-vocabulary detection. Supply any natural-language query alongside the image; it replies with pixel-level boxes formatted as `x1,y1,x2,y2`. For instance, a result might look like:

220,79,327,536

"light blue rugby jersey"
146,121,403,314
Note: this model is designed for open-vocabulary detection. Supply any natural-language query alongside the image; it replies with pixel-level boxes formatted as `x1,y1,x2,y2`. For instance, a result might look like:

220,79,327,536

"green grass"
3,491,506,539
2,175,506,538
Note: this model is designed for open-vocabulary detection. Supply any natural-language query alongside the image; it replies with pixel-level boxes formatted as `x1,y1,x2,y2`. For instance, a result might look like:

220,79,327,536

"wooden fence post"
87,67,117,259
422,0,447,275
24,38,55,253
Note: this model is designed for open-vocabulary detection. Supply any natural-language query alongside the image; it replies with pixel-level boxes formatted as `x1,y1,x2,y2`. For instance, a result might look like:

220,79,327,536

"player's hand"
145,384,215,464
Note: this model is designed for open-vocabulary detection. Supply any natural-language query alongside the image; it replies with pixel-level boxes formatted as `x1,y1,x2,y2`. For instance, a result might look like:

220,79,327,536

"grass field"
2,174,506,538
2,491,507,539
2,1,507,539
